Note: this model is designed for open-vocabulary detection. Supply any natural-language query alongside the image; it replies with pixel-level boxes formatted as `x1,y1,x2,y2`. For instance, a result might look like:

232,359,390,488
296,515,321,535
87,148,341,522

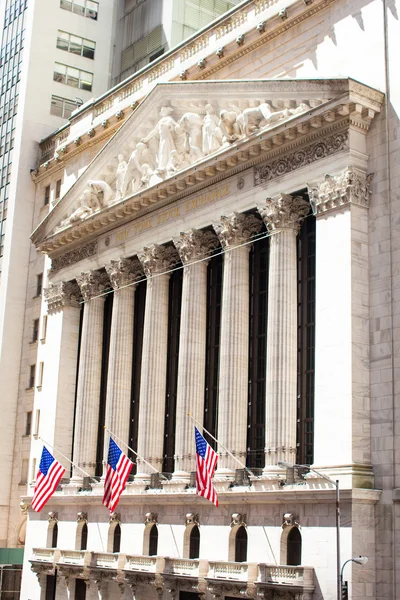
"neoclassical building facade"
12,0,400,599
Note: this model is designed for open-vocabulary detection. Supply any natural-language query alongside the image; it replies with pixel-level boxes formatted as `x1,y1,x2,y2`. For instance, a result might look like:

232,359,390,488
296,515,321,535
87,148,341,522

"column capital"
258,194,309,233
173,229,219,264
105,257,143,290
213,211,263,248
307,166,374,214
76,270,109,301
44,281,81,313
138,243,179,276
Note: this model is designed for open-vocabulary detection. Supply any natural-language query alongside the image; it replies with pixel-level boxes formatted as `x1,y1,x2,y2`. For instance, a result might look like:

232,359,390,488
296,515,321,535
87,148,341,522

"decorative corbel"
282,512,300,528
109,512,121,524
144,512,158,525
185,513,200,527
48,511,58,522
231,513,247,527
77,511,88,523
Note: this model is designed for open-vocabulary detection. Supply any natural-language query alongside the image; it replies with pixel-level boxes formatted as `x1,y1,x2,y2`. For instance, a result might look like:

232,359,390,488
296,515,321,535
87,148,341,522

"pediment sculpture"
56,99,311,232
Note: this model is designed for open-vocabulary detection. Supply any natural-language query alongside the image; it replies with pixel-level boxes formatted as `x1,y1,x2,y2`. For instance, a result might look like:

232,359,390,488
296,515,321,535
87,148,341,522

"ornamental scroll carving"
173,229,219,263
56,101,312,230
105,257,143,289
50,241,98,275
254,131,348,186
138,244,179,276
213,211,263,247
307,166,373,213
76,270,110,301
258,195,310,233
44,281,81,313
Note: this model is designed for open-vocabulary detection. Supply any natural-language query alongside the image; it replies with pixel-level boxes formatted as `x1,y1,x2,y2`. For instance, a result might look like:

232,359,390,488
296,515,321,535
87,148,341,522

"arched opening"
149,524,158,556
113,523,121,553
287,527,302,565
80,523,88,551
51,523,58,549
234,526,247,563
189,525,200,559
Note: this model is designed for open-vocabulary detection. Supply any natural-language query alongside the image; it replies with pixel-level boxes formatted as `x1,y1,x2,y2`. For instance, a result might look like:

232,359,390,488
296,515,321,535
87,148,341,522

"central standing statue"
141,106,178,171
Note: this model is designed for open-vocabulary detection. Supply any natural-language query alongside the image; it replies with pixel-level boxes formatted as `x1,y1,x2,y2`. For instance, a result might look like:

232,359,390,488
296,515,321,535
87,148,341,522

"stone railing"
30,549,313,590
58,550,85,565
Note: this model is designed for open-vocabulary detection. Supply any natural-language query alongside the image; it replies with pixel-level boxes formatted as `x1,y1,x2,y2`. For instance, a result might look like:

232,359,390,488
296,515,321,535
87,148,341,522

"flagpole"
103,426,168,480
187,413,255,478
37,436,97,483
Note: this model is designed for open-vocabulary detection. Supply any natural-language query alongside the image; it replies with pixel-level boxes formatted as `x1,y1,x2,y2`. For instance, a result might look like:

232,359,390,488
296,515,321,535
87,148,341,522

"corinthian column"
258,194,309,469
135,244,179,482
213,212,263,474
104,258,143,460
172,229,219,480
73,270,109,479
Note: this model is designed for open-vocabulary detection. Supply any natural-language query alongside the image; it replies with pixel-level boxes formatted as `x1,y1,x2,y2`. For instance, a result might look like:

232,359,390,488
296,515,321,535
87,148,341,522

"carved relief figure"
141,106,178,171
176,112,204,162
115,154,128,200
219,109,243,144
123,142,156,196
87,180,114,206
57,179,113,228
202,104,223,154
236,102,290,136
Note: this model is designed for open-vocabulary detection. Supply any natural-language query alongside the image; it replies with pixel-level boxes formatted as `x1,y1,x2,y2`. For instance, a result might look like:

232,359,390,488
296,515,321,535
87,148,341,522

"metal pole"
336,480,341,600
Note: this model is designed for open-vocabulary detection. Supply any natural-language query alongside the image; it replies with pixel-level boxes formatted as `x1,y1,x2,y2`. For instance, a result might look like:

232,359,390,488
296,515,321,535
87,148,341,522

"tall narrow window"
129,280,146,473
31,459,37,483
51,522,58,548
25,411,32,435
29,365,36,388
74,578,86,600
44,185,50,206
247,234,269,469
162,268,182,474
34,409,40,437
55,179,61,199
80,523,88,550
296,215,316,465
189,525,200,559
113,523,121,553
287,527,302,565
32,318,39,342
36,273,43,296
41,315,48,342
37,361,44,388
20,459,28,484
95,292,113,476
149,524,158,556
235,526,247,563
203,253,222,444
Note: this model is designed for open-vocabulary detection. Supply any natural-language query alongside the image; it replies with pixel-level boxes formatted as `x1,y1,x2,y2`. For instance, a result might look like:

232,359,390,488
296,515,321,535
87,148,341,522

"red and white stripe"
103,454,133,513
31,461,66,512
196,445,218,507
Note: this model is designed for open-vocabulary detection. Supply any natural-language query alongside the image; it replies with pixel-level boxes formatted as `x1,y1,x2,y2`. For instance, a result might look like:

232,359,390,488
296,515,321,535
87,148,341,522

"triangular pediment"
32,78,384,253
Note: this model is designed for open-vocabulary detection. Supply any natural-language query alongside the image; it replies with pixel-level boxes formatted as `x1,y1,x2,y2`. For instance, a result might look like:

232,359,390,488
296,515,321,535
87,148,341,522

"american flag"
31,447,66,512
103,438,133,513
195,427,218,507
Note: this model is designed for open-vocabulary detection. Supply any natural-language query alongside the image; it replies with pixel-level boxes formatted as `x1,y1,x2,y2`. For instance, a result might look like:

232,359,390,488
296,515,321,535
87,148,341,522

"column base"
134,472,152,485
215,467,236,478
171,470,191,483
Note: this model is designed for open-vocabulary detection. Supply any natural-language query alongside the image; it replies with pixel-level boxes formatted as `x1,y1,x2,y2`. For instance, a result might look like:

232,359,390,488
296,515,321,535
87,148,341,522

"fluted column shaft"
258,194,309,469
172,230,219,478
136,244,179,481
213,212,263,474
73,271,108,478
104,258,143,461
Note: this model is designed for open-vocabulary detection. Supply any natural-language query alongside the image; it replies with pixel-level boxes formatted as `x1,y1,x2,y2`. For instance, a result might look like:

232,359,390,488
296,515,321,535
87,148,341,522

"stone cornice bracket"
144,512,158,525
44,281,81,313
138,244,180,277
173,229,219,264
109,511,121,524
76,270,110,301
213,211,263,248
185,513,200,527
307,167,374,214
77,511,88,523
231,512,247,527
48,511,58,522
282,512,300,528
105,257,143,290
257,194,310,233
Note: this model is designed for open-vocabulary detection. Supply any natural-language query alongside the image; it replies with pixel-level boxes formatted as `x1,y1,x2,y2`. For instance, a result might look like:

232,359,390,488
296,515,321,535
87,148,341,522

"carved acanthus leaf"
105,257,143,289
173,229,219,263
44,281,81,313
307,167,373,214
258,195,310,232
138,244,179,276
76,270,110,301
213,212,263,247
